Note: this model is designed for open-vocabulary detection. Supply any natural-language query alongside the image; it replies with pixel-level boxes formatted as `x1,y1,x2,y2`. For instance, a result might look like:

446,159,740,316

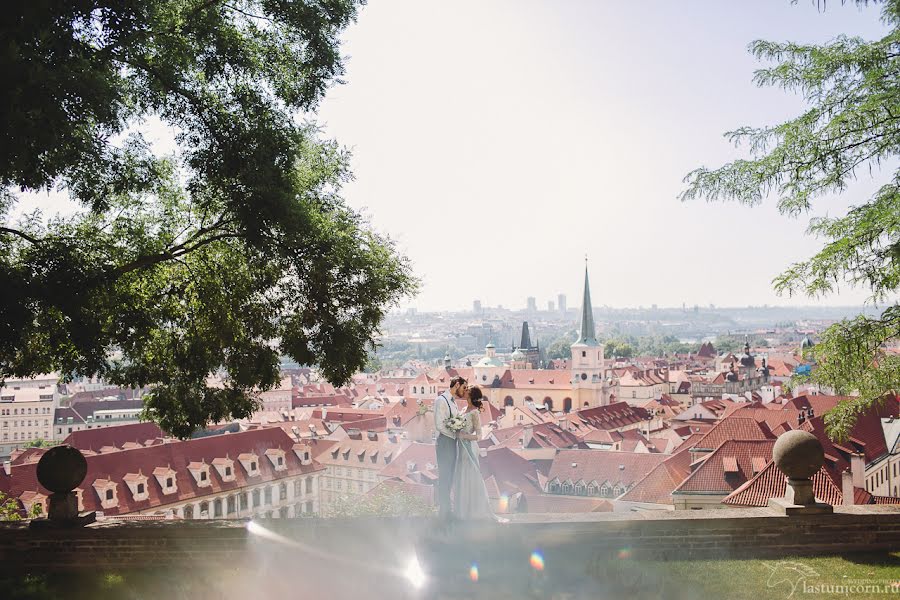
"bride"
453,386,506,521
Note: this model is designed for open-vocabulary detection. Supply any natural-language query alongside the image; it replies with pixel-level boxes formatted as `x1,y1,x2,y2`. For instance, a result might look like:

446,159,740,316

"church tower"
570,261,607,408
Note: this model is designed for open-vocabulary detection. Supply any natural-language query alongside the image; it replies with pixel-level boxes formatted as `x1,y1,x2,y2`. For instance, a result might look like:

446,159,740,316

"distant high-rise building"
558,294,567,314
527,297,537,312
473,299,482,314
548,300,555,312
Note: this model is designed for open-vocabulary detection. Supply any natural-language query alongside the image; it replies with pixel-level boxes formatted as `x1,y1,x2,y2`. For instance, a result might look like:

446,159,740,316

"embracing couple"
433,376,505,522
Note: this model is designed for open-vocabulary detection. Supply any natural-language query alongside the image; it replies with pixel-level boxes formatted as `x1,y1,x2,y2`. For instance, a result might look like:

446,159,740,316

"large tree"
0,1,416,437
681,0,899,440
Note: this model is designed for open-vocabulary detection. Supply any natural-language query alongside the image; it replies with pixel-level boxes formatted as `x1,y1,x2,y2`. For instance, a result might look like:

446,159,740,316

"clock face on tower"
581,373,587,381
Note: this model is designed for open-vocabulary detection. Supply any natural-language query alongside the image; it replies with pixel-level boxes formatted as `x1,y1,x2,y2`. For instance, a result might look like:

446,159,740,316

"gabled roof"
673,439,776,495
691,417,775,451
547,450,667,489
619,432,705,504
723,461,841,507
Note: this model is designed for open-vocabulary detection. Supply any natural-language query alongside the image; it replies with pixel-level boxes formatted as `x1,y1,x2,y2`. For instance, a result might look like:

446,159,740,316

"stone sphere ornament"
773,430,825,480
36,445,88,493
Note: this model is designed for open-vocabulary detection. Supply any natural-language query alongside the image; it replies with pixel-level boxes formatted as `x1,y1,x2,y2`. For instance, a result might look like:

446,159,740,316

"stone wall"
1,505,900,576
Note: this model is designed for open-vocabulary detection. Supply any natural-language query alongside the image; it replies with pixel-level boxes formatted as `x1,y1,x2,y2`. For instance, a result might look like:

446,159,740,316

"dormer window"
187,461,212,488
292,444,312,465
239,453,260,477
153,467,178,495
213,457,236,482
266,448,287,472
93,479,118,509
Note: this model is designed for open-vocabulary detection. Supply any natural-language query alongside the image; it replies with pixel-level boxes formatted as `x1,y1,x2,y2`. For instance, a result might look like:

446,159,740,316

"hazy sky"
314,0,894,312
11,1,896,313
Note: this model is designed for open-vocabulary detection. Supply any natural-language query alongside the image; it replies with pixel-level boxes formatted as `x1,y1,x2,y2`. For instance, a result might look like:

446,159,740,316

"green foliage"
546,337,574,360
327,484,435,518
682,0,900,440
0,1,417,438
604,340,635,359
24,439,50,449
0,491,39,522
0,492,23,522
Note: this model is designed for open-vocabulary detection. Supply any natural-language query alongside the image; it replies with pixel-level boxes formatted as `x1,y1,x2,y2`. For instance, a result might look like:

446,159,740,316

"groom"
434,376,467,520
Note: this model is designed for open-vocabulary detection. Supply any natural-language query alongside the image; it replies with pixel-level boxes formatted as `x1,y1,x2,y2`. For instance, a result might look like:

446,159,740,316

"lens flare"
405,555,426,589
617,547,633,559
530,550,545,571
498,494,509,512
469,564,479,582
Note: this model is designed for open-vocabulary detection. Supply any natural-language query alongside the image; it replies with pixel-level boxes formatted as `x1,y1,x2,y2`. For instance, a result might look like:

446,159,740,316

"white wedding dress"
452,411,501,521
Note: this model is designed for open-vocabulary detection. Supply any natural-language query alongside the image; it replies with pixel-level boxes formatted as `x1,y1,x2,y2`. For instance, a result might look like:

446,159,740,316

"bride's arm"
458,412,482,441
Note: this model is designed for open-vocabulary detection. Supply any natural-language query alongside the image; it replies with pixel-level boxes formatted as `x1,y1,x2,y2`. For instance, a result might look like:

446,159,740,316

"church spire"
575,258,599,346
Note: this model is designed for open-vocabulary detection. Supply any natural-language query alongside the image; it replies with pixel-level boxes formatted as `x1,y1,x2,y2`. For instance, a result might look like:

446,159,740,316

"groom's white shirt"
434,389,459,439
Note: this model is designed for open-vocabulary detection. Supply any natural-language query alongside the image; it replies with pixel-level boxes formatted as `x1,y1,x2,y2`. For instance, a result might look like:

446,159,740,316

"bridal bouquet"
444,415,467,433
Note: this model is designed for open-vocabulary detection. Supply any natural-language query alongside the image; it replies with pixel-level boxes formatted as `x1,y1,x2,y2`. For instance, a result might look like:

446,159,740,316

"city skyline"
313,1,895,312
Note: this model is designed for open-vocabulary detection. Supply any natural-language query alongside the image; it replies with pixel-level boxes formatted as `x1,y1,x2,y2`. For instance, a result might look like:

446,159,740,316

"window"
253,489,261,508
336,480,342,490
200,471,207,481
279,506,289,519
227,496,236,514
184,505,194,519
294,480,302,496
167,477,174,488
357,482,364,492
200,501,209,516
251,462,257,472
279,483,287,501
582,351,586,357
305,477,313,494
305,501,313,514
105,489,113,501
265,486,273,505
214,499,223,518
277,456,283,467
137,483,145,495
225,466,232,477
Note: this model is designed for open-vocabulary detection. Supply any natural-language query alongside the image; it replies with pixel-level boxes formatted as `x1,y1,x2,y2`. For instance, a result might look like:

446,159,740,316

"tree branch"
0,227,39,245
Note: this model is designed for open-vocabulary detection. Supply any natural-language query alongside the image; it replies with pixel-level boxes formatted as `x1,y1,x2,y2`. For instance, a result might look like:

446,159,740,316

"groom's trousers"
436,433,458,518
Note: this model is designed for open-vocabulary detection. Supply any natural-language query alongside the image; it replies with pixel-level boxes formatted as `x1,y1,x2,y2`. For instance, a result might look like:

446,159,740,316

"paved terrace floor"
3,506,900,599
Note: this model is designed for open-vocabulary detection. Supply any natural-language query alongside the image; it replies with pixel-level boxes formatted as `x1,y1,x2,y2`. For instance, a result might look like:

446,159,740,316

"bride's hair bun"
469,385,485,411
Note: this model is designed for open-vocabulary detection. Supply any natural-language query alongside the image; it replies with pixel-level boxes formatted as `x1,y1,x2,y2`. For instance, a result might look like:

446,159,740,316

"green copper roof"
574,264,599,347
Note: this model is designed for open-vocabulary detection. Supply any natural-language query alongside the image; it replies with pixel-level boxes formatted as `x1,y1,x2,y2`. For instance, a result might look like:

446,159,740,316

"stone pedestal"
785,477,814,505
770,430,833,516
28,445,96,529
768,497,834,515
47,492,78,521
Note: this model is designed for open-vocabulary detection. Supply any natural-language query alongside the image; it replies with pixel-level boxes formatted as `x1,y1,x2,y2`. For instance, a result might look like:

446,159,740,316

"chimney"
557,418,567,431
842,470,854,506
522,424,534,448
2,461,10,476
850,453,865,488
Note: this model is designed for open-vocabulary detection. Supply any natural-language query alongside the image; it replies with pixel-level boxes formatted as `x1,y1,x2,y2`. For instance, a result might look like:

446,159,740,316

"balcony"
2,505,900,598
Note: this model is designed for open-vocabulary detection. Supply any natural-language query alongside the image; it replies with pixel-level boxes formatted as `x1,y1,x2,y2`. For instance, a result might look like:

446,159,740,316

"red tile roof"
723,462,842,507
63,422,167,451
0,428,323,516
618,433,706,504
547,450,668,489
673,439,776,495
576,402,651,432
691,417,775,451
